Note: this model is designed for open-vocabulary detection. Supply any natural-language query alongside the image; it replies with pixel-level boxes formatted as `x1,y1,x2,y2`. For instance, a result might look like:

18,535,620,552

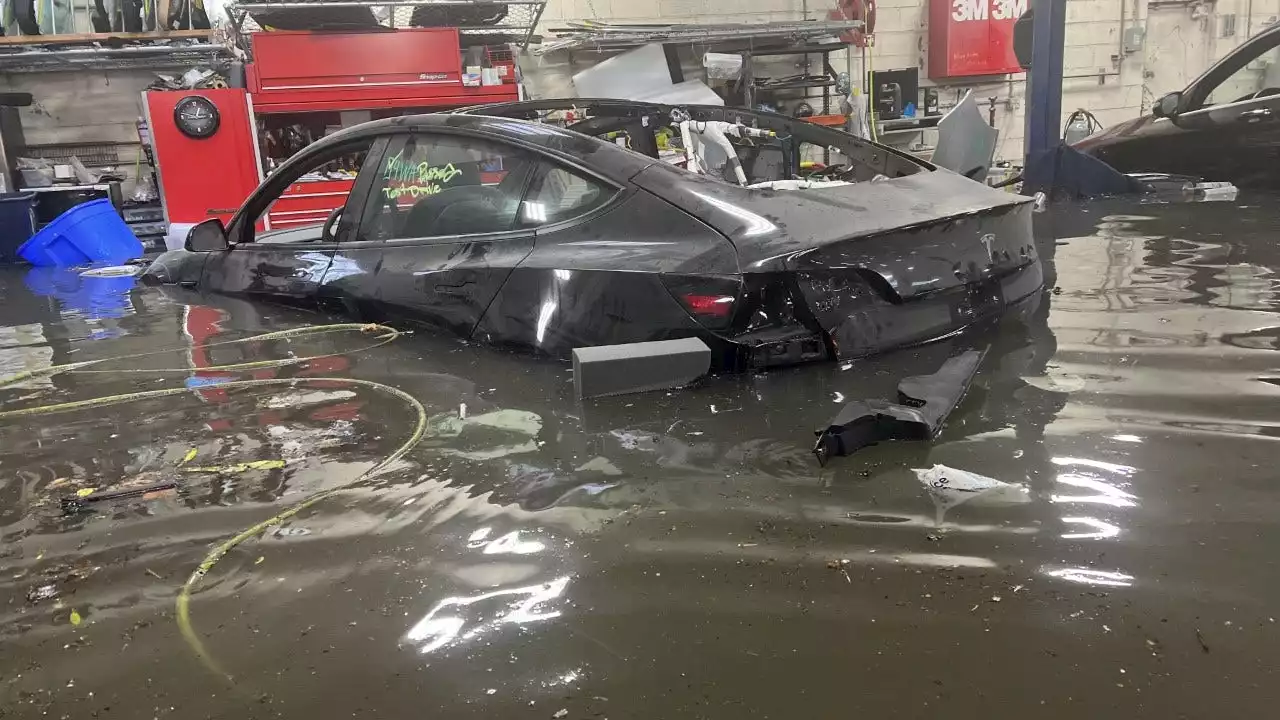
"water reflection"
404,576,571,655
467,527,547,555
1043,567,1135,587
1051,473,1139,508
1060,516,1122,540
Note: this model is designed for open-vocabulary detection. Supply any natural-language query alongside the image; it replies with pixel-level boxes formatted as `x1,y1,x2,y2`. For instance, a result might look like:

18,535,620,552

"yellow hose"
0,323,429,682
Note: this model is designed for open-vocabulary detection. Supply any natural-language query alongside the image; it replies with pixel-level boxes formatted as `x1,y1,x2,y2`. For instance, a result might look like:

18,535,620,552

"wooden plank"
158,0,172,37
0,29,211,47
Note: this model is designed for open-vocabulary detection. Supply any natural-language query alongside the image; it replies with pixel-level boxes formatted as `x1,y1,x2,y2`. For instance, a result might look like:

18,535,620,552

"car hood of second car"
1072,113,1159,150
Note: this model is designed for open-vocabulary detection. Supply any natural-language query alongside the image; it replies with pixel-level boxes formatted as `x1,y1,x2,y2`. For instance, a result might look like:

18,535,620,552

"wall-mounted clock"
174,96,220,139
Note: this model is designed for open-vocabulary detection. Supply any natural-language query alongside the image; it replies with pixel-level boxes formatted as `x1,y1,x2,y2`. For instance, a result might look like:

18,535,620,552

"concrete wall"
0,68,154,194
536,0,1280,164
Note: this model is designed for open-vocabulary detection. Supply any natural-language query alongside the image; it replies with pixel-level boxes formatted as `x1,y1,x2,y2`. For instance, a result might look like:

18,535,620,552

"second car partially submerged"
146,101,1042,371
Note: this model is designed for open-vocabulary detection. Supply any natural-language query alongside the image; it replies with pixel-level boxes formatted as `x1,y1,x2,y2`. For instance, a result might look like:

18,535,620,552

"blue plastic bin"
0,192,37,264
16,198,142,267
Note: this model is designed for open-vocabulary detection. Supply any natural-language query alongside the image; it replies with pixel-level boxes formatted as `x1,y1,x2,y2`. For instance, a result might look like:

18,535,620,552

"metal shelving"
755,78,836,92
740,42,844,115
0,42,229,73
538,20,861,54
228,0,548,48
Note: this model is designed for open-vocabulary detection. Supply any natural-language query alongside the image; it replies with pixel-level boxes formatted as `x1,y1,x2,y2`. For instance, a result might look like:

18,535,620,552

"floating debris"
574,456,623,476
26,584,58,603
914,464,1030,524
182,460,286,474
262,389,357,409
69,609,83,626
80,265,143,278
61,481,179,514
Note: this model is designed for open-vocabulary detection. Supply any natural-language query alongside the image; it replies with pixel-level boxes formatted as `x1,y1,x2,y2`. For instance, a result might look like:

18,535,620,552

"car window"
519,163,614,228
361,133,536,242
1193,34,1280,109
251,140,374,244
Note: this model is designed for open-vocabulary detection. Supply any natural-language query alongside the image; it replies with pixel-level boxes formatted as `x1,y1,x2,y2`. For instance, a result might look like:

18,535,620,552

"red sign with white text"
928,0,1027,78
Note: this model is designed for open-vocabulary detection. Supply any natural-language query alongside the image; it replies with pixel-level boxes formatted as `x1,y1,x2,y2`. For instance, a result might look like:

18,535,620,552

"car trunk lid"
633,164,1036,297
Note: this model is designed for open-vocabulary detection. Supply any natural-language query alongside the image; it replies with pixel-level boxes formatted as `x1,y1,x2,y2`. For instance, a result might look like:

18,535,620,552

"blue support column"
1022,0,1067,193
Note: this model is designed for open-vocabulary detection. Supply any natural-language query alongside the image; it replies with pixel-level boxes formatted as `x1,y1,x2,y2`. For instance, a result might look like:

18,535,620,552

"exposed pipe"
1117,0,1127,70
1064,71,1121,81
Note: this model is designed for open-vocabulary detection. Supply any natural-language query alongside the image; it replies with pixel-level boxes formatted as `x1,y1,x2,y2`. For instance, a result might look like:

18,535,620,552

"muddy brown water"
2,198,1278,719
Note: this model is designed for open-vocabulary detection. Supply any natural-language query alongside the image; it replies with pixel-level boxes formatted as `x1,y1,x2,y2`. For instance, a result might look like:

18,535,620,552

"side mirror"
185,218,229,252
1153,91,1182,119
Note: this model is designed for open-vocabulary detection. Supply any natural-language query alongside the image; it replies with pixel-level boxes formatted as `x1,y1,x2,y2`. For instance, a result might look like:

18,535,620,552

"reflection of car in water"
146,108,1042,372
1075,24,1280,188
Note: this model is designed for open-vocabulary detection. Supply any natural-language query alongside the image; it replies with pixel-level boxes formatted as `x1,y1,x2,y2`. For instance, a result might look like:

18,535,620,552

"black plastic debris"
60,481,179,515
813,349,987,466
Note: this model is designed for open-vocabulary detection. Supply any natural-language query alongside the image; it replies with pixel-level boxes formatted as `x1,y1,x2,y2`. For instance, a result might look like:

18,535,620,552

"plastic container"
0,191,37,264
703,52,743,80
16,198,142,267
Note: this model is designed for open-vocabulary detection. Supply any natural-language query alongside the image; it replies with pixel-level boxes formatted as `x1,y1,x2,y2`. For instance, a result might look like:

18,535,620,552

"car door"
323,130,540,336
200,136,387,306
1168,30,1280,187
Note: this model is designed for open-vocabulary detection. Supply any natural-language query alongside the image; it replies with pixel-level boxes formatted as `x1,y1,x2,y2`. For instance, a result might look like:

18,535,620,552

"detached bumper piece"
813,349,987,466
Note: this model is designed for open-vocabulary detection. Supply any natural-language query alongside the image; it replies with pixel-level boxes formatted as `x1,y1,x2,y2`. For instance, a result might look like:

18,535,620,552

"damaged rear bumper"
721,197,1042,370
727,260,1042,370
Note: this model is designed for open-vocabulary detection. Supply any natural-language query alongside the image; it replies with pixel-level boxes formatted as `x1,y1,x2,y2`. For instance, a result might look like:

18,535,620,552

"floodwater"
2,197,1278,719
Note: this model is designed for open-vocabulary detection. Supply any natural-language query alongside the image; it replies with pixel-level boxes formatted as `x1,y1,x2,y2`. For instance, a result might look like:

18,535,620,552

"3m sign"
928,0,1026,78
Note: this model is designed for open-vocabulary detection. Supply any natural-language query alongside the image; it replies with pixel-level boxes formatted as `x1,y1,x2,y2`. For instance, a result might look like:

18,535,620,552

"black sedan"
146,104,1042,371
1075,24,1280,188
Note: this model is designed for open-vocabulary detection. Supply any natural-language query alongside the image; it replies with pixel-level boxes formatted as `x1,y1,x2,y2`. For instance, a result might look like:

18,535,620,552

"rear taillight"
682,294,735,317
661,274,741,331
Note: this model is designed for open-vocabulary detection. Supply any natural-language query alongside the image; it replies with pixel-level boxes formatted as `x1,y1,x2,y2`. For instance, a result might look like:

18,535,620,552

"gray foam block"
573,337,712,400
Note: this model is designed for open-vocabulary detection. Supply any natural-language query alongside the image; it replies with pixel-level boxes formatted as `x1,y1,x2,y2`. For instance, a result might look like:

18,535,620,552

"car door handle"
1239,107,1274,122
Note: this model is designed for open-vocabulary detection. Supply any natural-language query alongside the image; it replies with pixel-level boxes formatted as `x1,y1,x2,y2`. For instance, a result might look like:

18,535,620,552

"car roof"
315,112,599,150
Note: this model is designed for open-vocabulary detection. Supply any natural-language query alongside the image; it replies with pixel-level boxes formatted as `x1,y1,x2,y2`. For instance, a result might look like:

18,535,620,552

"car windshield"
1201,38,1280,107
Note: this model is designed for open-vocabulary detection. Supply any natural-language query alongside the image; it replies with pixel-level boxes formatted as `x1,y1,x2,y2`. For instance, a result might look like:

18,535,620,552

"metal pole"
1022,0,1066,193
